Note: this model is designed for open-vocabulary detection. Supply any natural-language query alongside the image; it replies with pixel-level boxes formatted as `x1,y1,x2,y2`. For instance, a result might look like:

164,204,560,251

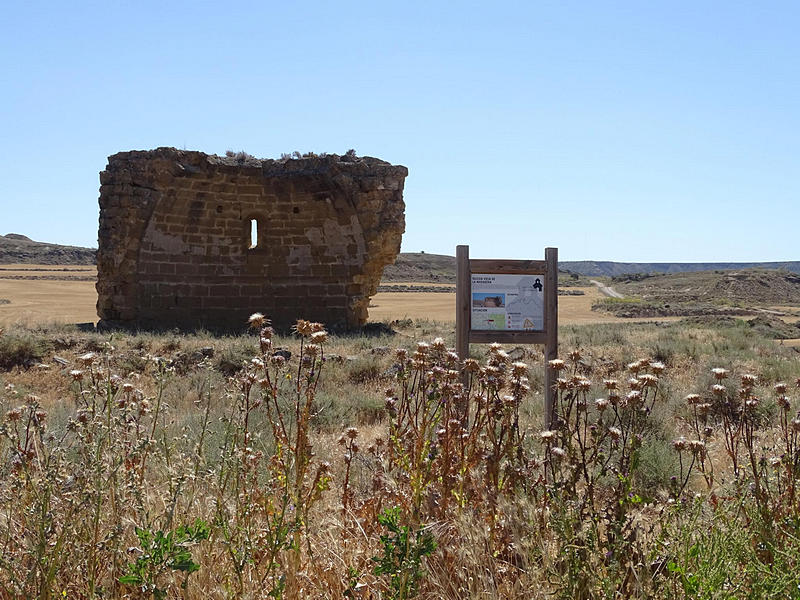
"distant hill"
383,253,800,281
382,252,457,282
0,234,96,265
563,260,800,277
612,269,800,306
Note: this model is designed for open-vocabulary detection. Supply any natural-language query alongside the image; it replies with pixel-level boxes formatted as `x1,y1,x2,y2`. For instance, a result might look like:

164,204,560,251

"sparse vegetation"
592,296,761,319
224,149,256,162
612,268,800,307
0,327,51,369
0,315,799,597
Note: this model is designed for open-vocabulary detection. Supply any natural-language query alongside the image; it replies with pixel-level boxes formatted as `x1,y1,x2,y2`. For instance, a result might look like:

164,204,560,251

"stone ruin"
96,148,407,331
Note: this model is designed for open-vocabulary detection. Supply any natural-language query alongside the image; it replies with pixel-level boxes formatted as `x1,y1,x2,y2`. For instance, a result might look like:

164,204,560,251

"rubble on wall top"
106,147,407,177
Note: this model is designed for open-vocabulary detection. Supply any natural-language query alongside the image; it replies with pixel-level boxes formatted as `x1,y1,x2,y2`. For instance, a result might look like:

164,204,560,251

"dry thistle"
639,374,658,388
711,368,728,380
625,390,642,405
741,374,757,386
672,437,687,451
310,330,328,344
77,352,96,367
294,320,314,336
688,440,706,457
711,384,727,396
685,393,702,405
463,358,480,373
627,360,644,374
248,312,268,329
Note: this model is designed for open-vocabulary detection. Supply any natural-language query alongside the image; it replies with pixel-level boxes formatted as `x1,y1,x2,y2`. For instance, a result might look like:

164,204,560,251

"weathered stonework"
96,148,406,330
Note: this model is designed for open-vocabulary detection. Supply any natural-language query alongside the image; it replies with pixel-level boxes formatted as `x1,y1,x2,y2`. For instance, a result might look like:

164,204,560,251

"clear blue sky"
1,1,798,262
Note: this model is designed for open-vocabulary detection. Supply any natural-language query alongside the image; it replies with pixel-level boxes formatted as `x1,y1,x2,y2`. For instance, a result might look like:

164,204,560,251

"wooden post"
456,245,470,365
544,247,558,429
455,245,471,421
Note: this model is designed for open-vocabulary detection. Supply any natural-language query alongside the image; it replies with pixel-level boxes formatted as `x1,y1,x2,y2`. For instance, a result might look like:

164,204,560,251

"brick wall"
96,148,406,330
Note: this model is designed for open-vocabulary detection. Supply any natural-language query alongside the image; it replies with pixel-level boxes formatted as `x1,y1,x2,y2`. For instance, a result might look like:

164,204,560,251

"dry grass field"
1,269,675,329
369,285,682,325
0,265,98,325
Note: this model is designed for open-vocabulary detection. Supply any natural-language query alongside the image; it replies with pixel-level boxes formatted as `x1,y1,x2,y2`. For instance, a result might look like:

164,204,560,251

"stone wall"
96,148,406,330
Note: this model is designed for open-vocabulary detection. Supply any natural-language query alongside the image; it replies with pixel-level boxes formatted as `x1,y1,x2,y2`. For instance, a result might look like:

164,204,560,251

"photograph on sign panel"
472,293,505,308
471,274,543,331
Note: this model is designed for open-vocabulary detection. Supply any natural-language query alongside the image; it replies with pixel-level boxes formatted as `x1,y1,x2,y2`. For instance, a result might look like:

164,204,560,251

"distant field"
2,265,796,337
0,267,98,325
0,266,636,327
367,285,676,325
0,264,96,280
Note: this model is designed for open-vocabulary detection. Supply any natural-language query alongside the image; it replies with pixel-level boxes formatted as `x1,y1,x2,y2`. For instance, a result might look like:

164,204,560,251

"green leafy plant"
372,507,436,600
119,519,210,599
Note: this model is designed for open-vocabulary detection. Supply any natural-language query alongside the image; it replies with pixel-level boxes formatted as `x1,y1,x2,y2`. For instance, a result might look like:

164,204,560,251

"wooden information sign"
456,245,558,427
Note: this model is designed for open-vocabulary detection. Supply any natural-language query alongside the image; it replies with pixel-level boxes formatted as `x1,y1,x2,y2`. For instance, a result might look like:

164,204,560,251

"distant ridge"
0,234,96,265
383,253,800,281
562,260,800,277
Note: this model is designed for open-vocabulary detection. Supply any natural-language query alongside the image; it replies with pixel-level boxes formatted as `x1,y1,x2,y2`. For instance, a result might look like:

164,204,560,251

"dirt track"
590,279,624,299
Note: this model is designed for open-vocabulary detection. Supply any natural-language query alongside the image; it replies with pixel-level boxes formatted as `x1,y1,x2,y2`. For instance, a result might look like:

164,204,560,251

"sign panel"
470,273,544,331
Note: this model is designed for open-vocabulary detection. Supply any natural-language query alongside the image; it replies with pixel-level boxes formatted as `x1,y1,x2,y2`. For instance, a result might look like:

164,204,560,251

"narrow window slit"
249,218,258,249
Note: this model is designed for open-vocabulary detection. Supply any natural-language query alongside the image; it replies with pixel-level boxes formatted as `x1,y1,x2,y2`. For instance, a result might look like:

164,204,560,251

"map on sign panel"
470,274,544,331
